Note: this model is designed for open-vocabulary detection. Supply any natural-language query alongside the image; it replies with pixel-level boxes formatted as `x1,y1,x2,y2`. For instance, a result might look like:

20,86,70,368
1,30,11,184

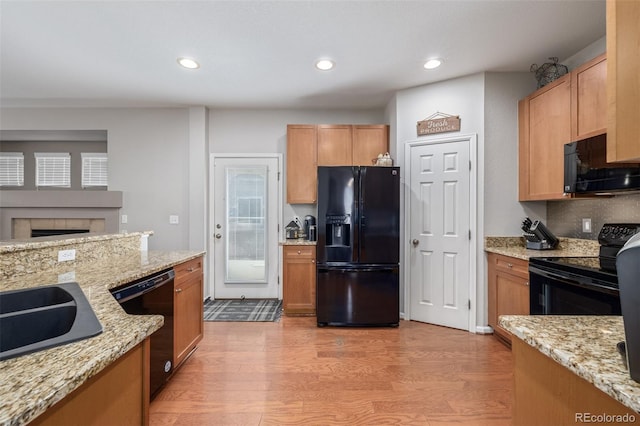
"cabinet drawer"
492,255,529,278
284,246,316,259
174,257,203,284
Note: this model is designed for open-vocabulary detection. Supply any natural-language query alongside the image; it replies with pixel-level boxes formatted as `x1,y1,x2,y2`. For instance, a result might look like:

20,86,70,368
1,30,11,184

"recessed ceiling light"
177,57,200,69
423,59,442,70
315,59,335,71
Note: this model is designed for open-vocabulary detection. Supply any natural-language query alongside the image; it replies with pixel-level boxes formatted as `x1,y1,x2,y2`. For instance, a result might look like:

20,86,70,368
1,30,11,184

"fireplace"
31,229,91,238
12,218,105,239
0,190,122,241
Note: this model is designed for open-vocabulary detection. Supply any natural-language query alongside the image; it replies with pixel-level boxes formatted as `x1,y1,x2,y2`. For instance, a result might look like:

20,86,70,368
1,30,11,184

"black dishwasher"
110,269,175,399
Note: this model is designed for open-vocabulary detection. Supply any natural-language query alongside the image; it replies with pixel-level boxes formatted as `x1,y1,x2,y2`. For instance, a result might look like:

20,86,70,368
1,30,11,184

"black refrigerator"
316,166,400,327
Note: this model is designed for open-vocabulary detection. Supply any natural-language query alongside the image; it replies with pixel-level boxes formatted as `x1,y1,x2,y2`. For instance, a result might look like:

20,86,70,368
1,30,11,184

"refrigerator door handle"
317,266,397,273
353,166,360,263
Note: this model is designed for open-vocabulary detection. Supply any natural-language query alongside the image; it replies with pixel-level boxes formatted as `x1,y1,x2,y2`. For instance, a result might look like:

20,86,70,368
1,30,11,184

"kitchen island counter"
500,315,640,421
0,245,204,426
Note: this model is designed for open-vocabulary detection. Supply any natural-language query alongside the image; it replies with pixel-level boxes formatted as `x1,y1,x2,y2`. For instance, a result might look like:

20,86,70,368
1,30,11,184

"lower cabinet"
31,339,150,426
173,256,204,368
283,245,316,316
512,338,636,424
487,253,530,344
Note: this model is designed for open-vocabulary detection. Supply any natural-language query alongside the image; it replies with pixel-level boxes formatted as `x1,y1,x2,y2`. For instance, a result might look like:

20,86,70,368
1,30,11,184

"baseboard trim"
476,325,494,335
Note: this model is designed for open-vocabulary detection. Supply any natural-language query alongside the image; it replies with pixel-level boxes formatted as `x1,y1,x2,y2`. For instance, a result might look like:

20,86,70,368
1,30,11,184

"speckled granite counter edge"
279,240,317,246
485,236,600,260
500,315,640,413
0,231,153,254
0,249,205,426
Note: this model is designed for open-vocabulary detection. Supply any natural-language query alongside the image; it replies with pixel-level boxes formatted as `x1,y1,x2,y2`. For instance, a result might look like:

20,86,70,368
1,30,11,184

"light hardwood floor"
150,317,513,425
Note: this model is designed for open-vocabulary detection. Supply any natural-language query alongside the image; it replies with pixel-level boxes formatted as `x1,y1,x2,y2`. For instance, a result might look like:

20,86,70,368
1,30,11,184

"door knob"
215,233,222,239
412,239,419,246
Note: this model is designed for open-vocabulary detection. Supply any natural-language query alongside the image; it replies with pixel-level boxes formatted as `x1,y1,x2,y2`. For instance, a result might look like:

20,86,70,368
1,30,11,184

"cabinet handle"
297,250,301,254
175,288,183,293
525,281,529,286
507,263,513,268
187,267,195,272
312,260,315,263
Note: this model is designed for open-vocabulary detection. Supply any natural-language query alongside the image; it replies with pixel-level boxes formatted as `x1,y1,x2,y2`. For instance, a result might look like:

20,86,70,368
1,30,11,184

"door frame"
403,133,478,333
208,153,283,300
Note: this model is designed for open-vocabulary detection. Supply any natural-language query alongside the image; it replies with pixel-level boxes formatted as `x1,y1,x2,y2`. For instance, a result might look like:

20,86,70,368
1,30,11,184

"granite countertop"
280,239,317,246
0,250,204,426
0,231,153,254
500,315,640,413
485,236,600,260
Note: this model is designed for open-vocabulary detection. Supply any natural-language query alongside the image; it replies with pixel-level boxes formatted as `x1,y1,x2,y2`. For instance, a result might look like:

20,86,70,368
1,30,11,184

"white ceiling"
0,0,606,110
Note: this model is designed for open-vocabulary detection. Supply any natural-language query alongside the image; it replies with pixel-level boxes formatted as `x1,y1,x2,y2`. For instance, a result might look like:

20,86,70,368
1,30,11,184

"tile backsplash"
547,193,640,240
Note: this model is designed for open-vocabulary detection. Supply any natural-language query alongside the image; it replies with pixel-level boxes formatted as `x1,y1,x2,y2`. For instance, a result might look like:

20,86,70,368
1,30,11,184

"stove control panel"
598,224,640,246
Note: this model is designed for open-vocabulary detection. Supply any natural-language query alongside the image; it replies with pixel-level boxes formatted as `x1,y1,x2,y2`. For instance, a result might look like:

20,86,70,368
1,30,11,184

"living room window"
0,152,25,187
34,152,71,188
81,152,108,188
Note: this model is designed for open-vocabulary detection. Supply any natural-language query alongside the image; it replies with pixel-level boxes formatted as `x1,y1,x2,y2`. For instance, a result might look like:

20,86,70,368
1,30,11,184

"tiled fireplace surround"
0,191,122,241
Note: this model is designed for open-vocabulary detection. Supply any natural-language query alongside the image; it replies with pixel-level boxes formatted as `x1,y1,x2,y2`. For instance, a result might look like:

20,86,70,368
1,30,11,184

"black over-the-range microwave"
564,134,640,194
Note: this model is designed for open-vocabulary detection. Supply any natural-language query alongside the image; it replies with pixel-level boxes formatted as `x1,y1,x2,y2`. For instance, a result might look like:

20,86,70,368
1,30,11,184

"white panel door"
408,137,471,330
212,156,280,299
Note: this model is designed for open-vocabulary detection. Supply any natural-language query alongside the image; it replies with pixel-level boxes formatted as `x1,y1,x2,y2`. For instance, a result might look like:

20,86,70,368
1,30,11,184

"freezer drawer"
316,265,399,327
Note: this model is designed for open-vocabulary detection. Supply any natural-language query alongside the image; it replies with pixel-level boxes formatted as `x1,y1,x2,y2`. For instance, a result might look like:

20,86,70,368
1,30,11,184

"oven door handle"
529,265,619,295
529,265,581,286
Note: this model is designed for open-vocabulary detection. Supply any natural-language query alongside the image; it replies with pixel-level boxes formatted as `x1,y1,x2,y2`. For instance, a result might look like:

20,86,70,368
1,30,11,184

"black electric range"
528,223,640,315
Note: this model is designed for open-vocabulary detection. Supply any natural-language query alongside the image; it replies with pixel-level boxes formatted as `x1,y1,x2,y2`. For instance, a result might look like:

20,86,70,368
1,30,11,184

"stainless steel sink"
0,283,103,360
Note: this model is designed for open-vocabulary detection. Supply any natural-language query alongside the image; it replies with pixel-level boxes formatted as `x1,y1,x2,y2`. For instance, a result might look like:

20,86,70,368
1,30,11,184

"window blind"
35,152,71,187
0,152,25,187
81,152,108,187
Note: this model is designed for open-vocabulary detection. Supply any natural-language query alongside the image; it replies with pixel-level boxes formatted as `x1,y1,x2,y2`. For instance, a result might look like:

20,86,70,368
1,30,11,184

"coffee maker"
303,215,316,241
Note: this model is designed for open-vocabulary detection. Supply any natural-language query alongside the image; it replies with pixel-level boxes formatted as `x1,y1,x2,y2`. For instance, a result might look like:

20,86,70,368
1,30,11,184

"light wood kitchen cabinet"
518,74,571,201
283,245,316,316
487,253,530,344
173,256,204,368
317,125,353,166
607,0,640,162
512,338,637,425
286,125,318,204
31,340,150,426
352,125,390,166
286,124,389,204
571,53,607,140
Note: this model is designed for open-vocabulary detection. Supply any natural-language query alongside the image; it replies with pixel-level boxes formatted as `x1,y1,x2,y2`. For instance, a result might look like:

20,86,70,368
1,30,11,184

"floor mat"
203,299,282,322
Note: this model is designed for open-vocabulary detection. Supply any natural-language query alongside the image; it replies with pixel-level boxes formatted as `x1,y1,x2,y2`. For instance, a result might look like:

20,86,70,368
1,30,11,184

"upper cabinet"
317,125,353,166
352,125,389,166
287,125,318,204
286,124,389,204
571,53,607,141
607,0,640,162
519,54,608,201
519,74,571,201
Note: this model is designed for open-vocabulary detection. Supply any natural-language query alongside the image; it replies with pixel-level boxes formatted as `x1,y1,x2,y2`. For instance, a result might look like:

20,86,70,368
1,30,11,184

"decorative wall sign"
417,112,461,136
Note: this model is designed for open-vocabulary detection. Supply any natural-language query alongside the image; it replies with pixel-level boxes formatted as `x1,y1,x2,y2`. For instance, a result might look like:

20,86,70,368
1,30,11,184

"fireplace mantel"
0,190,122,240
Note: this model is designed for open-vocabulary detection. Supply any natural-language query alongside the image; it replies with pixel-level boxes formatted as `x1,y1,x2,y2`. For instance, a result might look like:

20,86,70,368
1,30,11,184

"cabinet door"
287,125,317,203
174,258,204,368
317,125,352,166
352,125,389,166
487,253,529,344
571,53,607,140
519,74,571,201
607,0,640,162
283,246,316,316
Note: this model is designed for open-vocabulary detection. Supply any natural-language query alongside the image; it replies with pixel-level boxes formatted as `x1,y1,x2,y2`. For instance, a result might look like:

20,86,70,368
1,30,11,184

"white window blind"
81,153,108,187
35,152,71,188
0,152,25,187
